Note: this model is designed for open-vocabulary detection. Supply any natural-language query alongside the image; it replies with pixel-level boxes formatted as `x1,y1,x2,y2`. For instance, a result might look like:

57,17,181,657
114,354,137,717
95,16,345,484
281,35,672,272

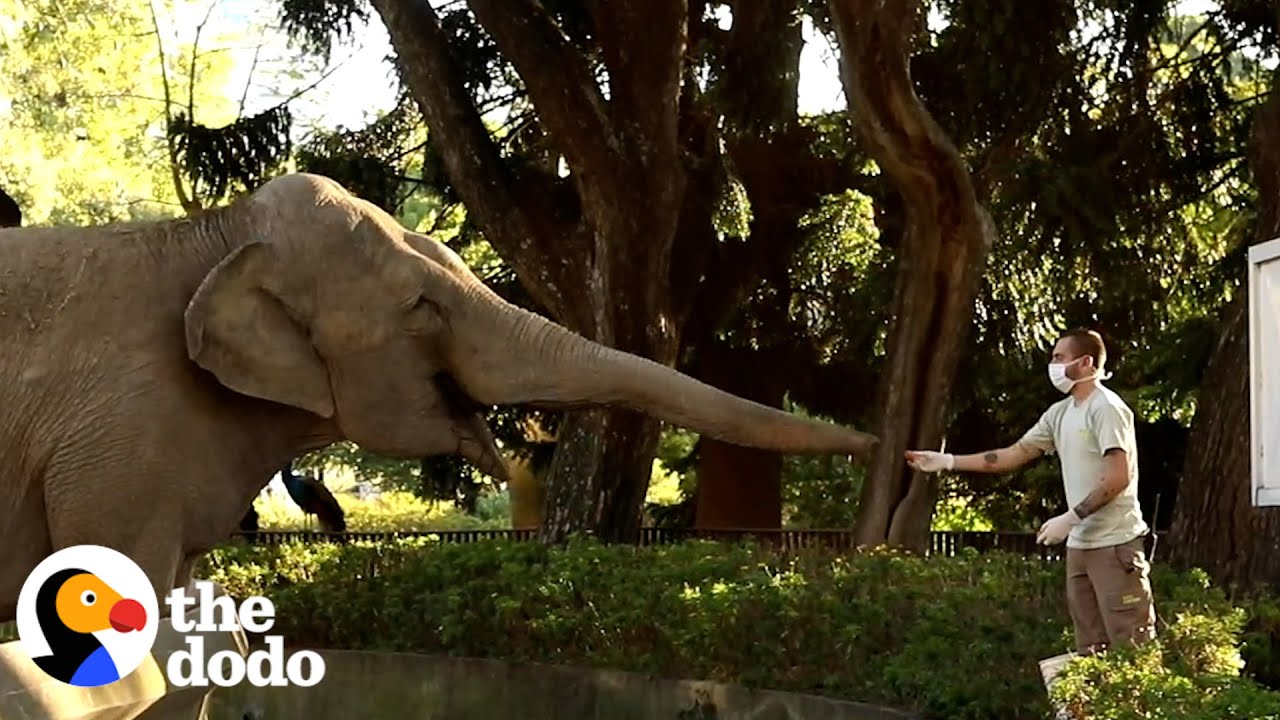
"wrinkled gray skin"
0,174,878,622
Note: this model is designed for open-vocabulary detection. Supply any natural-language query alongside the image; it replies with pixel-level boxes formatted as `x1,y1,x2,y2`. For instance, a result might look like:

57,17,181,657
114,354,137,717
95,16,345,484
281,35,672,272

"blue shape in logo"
69,645,120,686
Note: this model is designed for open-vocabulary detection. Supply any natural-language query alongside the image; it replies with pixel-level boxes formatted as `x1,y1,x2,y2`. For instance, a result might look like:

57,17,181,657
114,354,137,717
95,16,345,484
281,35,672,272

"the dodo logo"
15,545,158,687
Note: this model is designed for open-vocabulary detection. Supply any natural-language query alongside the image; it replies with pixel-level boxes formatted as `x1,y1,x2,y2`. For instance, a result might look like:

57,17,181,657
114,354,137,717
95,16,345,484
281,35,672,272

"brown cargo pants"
1065,534,1157,655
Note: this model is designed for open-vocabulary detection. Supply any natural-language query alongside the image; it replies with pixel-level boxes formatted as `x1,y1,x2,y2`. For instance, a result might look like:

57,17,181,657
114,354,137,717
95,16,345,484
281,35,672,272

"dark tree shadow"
0,187,19,227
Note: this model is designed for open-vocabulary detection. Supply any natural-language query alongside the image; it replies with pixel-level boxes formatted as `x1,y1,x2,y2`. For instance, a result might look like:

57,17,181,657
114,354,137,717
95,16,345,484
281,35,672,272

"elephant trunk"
455,296,879,457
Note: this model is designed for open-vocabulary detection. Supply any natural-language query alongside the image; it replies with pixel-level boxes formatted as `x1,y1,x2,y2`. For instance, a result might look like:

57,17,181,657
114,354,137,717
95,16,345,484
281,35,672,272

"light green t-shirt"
1018,385,1148,549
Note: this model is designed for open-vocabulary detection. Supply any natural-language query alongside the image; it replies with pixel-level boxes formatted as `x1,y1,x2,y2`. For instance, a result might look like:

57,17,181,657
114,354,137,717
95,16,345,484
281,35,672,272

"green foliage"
254,486,510,531
780,453,864,527
170,106,294,207
1046,568,1280,718
0,0,240,224
1050,625,1280,718
1238,590,1280,689
199,540,1278,720
930,486,996,531
276,0,370,62
1051,643,1280,719
295,97,426,213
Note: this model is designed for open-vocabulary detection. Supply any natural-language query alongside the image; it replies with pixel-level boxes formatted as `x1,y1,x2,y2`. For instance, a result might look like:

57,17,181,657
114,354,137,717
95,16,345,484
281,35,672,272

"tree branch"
369,0,572,320
147,0,199,216
829,0,997,547
466,0,619,183
675,0,837,340
238,42,263,117
587,0,686,158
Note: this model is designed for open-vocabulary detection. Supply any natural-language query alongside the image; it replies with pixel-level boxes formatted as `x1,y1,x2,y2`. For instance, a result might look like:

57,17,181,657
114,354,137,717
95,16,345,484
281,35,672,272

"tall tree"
827,0,998,549
686,0,867,530
278,0,881,542
365,0,705,543
0,0,288,224
1169,5,1280,590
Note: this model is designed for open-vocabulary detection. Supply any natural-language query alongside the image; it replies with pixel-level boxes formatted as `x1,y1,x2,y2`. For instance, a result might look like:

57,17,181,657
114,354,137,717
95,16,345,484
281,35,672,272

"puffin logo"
15,545,157,687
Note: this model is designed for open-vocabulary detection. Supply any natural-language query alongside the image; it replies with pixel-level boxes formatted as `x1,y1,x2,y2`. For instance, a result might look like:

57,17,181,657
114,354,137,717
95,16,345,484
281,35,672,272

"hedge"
196,538,1280,720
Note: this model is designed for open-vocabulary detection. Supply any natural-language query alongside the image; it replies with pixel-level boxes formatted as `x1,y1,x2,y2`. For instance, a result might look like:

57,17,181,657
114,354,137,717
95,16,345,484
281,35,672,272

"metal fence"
222,527,1133,560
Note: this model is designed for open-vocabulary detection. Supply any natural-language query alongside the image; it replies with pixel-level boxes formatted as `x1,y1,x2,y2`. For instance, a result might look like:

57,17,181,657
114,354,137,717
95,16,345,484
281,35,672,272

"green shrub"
1045,569,1280,719
1050,641,1280,719
1241,590,1280,688
197,540,1278,720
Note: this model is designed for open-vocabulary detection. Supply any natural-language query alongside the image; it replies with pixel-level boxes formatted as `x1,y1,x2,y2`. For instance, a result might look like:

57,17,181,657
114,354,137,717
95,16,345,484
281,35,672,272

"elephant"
0,173,878,622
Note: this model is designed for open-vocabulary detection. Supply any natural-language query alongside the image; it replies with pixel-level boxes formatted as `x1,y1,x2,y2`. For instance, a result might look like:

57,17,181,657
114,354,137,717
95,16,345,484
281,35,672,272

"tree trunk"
538,247,684,542
828,0,997,551
374,0,877,544
371,0,696,544
541,409,666,542
1167,69,1280,591
694,343,786,529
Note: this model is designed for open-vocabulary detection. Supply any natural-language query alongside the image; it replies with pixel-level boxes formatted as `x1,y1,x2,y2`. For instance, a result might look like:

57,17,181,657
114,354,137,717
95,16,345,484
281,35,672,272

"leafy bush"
197,540,1279,720
256,488,509,531
1050,613,1280,719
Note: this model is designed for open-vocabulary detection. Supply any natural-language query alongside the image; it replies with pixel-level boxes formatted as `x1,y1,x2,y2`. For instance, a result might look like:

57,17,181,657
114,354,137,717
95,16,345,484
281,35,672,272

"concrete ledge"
201,651,919,720
0,591,246,720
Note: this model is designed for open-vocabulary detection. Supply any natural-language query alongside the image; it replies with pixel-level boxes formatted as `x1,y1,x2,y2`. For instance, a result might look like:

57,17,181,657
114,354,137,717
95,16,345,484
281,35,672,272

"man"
905,328,1156,656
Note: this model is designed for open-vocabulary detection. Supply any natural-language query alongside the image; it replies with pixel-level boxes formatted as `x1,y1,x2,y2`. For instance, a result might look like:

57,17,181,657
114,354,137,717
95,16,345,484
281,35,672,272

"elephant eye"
80,590,96,606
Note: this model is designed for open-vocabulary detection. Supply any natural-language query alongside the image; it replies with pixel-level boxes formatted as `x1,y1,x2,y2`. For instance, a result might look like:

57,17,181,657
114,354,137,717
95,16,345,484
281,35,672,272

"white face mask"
1047,357,1110,394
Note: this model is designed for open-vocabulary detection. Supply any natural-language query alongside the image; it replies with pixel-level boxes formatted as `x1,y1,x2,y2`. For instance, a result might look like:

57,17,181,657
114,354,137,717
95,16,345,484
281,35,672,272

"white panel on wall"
1250,238,1280,506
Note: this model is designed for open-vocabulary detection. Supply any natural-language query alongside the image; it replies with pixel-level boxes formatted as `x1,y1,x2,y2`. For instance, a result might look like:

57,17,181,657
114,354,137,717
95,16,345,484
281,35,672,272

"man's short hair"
1059,327,1106,369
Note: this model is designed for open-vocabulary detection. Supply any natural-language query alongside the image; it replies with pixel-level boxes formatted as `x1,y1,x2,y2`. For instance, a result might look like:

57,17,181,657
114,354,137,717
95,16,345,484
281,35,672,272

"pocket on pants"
1107,588,1149,613
1115,541,1150,575
1106,587,1155,643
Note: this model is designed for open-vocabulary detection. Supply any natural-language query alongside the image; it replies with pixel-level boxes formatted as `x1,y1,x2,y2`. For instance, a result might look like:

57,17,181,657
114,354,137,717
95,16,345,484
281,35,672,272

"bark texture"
828,0,997,550
371,0,694,543
693,343,788,529
1167,75,1280,591
372,0,878,542
681,0,846,529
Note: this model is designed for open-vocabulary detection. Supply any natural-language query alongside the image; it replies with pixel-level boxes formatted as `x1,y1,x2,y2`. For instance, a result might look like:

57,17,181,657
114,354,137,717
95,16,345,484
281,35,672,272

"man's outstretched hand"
1036,509,1082,545
905,450,954,473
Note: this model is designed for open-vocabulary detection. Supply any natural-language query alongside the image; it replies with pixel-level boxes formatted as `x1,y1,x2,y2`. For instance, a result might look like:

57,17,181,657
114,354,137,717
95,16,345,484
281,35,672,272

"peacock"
237,504,259,543
280,460,346,534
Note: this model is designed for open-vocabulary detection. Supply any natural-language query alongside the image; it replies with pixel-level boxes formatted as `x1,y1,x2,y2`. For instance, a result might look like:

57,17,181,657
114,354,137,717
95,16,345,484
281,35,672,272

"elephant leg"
0,539,53,624
175,553,200,591
0,481,54,623
44,467,187,617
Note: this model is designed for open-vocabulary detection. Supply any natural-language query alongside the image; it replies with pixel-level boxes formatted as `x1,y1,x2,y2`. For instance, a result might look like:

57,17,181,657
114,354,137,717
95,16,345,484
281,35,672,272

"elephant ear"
184,241,335,418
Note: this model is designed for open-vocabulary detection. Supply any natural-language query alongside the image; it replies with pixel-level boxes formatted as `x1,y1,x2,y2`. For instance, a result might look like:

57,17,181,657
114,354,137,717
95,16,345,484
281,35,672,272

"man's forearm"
952,448,1021,474
1074,449,1130,518
1073,476,1127,518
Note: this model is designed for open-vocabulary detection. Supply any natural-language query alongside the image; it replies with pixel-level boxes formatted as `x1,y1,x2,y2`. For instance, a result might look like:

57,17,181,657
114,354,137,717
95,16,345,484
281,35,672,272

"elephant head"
183,174,878,479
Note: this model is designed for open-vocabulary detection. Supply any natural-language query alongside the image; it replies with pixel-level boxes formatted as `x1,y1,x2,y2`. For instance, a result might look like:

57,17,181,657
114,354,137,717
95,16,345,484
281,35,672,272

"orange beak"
109,599,145,632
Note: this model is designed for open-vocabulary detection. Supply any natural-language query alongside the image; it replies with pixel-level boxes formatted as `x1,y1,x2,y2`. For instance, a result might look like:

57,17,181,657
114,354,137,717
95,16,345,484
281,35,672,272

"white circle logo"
15,545,159,687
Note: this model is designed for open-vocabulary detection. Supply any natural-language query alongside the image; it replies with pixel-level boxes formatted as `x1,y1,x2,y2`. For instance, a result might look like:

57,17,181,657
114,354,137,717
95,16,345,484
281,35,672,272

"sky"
169,0,1223,140
166,0,864,136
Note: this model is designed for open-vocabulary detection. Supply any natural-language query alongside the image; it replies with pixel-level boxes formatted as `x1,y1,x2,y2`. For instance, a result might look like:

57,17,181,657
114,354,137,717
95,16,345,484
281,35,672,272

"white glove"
905,450,954,473
1037,509,1082,545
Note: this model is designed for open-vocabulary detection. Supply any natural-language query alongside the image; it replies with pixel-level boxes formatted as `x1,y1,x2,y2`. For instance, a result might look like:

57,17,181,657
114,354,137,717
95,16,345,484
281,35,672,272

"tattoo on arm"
1074,450,1128,518
1073,486,1121,519
983,452,999,467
